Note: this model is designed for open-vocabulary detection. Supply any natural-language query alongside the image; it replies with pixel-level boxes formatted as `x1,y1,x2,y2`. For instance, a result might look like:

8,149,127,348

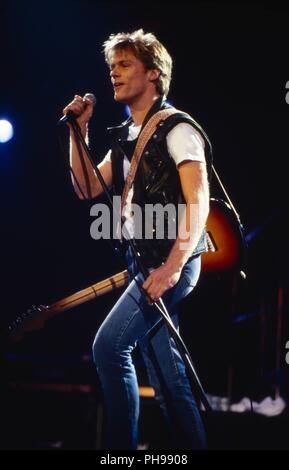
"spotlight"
0,119,14,143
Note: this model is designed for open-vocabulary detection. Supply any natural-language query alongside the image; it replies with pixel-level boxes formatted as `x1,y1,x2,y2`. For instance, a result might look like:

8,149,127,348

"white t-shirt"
103,122,205,238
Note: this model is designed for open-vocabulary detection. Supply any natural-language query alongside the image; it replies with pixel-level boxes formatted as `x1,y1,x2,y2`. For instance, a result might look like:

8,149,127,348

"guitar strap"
211,164,242,224
121,107,179,212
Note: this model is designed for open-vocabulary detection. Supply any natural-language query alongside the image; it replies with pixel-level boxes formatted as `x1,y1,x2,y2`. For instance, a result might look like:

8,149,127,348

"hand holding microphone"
60,93,97,130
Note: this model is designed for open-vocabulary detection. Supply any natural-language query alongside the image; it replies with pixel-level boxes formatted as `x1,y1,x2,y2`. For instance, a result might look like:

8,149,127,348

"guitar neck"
8,270,129,341
47,269,129,318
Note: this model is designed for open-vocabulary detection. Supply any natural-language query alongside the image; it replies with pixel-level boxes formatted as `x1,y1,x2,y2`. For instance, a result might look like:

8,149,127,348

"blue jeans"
92,250,207,449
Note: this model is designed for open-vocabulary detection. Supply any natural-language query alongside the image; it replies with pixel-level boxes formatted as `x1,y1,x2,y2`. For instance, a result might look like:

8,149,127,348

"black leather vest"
108,98,213,268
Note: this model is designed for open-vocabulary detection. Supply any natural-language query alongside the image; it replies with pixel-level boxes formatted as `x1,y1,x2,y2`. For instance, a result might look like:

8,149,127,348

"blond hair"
103,29,172,97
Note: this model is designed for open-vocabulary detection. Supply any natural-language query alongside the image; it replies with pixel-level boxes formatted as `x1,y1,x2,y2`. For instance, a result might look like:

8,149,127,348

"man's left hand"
142,263,181,304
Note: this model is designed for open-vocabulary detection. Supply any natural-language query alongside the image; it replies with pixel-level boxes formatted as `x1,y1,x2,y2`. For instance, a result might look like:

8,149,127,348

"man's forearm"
165,195,209,272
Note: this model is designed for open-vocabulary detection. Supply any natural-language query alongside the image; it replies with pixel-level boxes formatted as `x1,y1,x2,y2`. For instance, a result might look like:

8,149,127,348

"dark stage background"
0,0,289,450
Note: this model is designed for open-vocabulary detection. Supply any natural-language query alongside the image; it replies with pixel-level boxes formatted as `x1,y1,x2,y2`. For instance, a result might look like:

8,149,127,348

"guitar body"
202,198,246,273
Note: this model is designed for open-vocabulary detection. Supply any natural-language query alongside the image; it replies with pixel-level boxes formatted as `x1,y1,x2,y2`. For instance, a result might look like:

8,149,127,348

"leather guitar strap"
120,107,179,213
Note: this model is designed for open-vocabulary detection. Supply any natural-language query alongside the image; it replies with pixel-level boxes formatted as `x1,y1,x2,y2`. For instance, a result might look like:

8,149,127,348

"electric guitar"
7,198,246,341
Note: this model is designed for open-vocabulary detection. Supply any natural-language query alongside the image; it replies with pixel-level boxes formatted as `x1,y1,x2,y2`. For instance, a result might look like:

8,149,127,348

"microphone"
58,93,97,124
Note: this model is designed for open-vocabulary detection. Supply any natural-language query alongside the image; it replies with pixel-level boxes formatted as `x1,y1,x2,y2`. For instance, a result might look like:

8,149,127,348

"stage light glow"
0,119,14,143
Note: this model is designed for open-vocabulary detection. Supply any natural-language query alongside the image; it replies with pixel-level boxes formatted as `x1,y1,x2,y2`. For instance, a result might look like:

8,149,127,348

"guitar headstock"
8,304,50,341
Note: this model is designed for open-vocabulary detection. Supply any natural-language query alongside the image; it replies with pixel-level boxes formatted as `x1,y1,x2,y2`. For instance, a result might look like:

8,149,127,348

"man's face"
109,48,157,104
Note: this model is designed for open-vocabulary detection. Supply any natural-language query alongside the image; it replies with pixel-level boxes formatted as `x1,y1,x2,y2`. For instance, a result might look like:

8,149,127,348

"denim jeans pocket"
181,255,201,288
182,272,198,289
